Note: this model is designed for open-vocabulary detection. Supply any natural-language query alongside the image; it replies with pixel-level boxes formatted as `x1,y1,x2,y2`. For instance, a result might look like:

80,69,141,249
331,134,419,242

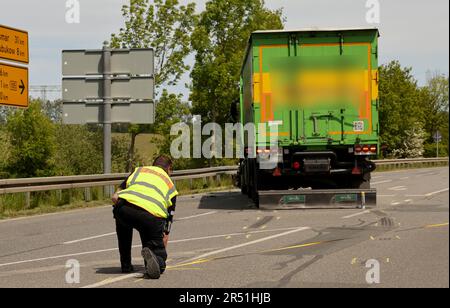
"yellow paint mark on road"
276,217,281,220
425,222,449,229
134,278,144,283
167,267,202,271
395,235,401,240
386,258,390,263
263,241,323,253
370,236,376,241
351,258,357,265
225,236,232,240
167,258,213,269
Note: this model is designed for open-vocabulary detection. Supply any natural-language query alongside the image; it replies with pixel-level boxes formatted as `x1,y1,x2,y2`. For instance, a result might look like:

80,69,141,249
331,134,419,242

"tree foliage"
5,101,56,177
110,0,196,87
53,125,103,176
190,0,284,125
109,0,196,170
379,61,449,157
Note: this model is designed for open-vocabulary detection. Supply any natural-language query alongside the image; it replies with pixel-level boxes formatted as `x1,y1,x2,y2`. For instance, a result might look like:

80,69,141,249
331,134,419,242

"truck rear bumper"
258,189,376,210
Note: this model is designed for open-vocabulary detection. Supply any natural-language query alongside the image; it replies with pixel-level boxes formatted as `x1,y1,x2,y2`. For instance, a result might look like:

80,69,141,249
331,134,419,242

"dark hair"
153,155,173,173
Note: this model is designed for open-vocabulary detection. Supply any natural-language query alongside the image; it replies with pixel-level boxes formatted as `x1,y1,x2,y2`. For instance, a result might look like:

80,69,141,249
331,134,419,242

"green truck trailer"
237,28,379,208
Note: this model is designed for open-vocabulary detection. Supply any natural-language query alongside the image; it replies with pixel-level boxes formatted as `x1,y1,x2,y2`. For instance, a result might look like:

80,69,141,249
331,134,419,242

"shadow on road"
197,191,256,211
95,265,145,275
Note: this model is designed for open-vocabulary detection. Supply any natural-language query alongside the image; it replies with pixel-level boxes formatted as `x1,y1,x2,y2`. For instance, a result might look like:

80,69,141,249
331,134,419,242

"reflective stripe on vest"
118,166,178,218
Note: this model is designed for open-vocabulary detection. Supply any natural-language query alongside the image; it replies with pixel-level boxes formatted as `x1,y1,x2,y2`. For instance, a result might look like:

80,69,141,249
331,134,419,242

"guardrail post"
25,192,30,209
216,174,221,186
56,190,62,202
84,187,91,202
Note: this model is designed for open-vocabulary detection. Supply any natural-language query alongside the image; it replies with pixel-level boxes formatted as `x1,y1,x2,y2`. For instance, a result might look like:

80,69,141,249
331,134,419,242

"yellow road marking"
351,258,357,265
425,222,449,229
168,240,326,270
370,236,376,241
263,241,323,253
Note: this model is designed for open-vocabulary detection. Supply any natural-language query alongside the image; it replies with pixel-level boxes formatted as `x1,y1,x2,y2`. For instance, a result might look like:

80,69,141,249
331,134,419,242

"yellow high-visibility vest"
118,166,178,218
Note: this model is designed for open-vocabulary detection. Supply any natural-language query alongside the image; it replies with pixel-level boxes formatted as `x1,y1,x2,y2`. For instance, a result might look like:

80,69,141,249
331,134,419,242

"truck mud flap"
258,189,376,210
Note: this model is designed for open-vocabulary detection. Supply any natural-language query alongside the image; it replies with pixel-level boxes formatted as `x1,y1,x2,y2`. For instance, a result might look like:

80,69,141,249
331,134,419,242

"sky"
0,0,448,101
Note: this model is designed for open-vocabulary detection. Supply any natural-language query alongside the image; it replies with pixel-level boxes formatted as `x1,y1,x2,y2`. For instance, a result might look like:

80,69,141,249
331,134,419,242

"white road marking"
82,273,140,288
0,247,120,268
63,211,219,245
342,210,371,219
389,186,407,191
63,232,116,245
391,202,401,206
0,226,307,268
404,199,413,203
181,227,310,264
79,226,311,288
400,177,409,180
425,188,449,197
176,211,218,221
404,188,449,198
371,180,393,185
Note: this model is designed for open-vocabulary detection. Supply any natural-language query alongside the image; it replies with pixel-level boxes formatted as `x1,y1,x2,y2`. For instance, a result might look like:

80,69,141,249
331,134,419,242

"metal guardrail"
0,158,447,195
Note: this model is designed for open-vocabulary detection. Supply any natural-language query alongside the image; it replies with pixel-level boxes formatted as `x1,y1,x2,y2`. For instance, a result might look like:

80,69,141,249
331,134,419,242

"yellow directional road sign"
0,24,29,64
0,62,28,107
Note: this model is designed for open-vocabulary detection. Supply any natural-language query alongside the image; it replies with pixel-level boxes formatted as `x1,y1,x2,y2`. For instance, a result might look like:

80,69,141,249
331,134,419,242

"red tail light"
293,162,301,170
355,144,377,155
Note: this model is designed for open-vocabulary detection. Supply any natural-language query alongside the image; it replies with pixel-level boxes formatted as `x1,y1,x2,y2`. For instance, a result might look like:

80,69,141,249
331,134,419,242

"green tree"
151,89,192,169
190,0,284,125
0,125,10,178
109,0,196,171
420,72,449,156
378,61,425,157
6,100,56,177
53,125,103,176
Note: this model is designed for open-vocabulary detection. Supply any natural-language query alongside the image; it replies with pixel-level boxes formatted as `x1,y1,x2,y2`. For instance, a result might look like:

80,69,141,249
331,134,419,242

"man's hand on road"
163,234,169,248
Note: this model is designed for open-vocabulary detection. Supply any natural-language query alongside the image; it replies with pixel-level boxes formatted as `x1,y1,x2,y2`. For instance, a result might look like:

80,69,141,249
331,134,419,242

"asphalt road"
0,167,448,288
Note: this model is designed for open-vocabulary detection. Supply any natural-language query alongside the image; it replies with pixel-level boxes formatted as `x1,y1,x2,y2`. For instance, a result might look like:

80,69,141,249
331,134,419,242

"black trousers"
113,199,167,272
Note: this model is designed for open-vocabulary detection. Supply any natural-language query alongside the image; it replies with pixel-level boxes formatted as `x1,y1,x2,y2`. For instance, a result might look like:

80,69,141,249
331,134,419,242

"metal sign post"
102,47,112,175
434,131,442,158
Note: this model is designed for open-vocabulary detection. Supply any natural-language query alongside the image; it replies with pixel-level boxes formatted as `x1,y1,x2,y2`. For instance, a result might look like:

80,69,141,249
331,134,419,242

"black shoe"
141,247,161,279
121,264,134,273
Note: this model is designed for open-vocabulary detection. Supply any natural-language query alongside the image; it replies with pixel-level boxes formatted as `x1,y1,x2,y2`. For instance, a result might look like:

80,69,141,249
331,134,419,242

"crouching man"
112,155,178,279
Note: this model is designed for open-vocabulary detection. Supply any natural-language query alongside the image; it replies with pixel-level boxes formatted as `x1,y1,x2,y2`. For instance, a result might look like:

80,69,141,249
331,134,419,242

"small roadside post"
434,131,442,158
